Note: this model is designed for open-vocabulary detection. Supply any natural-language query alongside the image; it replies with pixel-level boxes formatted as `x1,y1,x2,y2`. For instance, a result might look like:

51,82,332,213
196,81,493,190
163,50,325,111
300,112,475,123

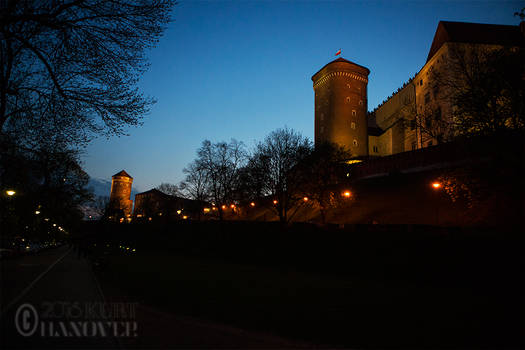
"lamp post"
431,182,441,226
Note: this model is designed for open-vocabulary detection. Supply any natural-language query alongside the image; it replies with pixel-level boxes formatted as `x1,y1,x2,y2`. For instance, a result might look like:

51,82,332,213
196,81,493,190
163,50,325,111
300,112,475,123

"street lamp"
303,197,309,202
342,190,351,198
431,181,442,225
6,190,16,196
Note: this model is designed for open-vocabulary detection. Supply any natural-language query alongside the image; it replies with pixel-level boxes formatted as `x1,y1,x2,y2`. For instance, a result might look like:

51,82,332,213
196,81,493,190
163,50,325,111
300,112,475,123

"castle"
312,21,525,157
106,21,524,222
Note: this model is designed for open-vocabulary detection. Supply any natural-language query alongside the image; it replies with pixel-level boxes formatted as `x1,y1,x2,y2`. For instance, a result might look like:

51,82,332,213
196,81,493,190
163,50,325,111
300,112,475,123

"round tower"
312,57,370,157
109,170,133,218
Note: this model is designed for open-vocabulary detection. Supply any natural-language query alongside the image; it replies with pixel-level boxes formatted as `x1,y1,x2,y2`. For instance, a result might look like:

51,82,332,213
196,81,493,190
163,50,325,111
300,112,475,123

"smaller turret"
109,170,133,221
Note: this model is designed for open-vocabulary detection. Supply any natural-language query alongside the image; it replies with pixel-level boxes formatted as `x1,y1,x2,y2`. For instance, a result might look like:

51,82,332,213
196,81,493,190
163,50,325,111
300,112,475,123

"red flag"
335,49,341,56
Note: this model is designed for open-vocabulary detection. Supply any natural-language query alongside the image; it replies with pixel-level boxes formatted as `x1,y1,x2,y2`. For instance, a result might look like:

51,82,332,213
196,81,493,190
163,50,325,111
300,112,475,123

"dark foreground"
1,221,524,349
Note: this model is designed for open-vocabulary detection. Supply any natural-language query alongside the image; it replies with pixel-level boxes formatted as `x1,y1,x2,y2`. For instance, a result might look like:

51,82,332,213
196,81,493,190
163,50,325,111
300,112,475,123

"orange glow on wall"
432,182,442,189
342,191,351,198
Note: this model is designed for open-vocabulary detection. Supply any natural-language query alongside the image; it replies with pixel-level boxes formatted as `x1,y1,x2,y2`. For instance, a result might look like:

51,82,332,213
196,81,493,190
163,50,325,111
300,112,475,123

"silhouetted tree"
156,182,181,196
179,160,209,220
251,127,312,223
0,139,91,240
430,44,525,137
196,139,247,219
299,142,351,224
0,0,175,147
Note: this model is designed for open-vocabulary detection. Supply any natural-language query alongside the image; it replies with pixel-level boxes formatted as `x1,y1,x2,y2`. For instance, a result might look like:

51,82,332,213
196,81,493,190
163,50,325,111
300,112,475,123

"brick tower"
109,170,133,219
312,57,370,157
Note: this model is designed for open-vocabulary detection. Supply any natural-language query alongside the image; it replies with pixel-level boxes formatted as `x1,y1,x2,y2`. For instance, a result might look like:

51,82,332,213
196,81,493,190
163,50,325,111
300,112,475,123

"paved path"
1,247,318,349
1,246,119,349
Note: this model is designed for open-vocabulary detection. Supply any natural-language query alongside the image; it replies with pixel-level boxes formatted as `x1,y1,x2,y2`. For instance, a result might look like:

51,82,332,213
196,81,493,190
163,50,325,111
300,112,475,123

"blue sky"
82,0,523,192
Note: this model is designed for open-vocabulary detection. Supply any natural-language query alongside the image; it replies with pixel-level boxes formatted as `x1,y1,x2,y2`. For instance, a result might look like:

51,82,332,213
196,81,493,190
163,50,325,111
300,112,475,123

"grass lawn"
96,240,522,348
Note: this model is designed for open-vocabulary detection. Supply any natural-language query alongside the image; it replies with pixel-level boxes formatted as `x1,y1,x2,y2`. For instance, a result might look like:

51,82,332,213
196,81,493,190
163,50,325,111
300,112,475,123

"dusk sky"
82,0,523,192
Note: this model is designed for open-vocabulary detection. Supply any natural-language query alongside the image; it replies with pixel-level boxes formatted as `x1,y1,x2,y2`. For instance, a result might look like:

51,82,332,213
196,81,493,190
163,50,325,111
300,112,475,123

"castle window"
346,97,351,103
424,92,431,104
346,84,351,89
359,100,363,106
353,139,358,147
419,79,423,86
373,146,378,153
351,122,356,129
352,110,356,116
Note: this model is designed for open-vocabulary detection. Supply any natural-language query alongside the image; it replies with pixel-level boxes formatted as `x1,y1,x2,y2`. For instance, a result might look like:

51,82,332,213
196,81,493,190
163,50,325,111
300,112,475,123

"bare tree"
0,0,175,148
196,139,247,219
180,161,208,201
179,160,209,219
299,142,351,224
429,43,525,138
251,127,312,223
156,182,181,196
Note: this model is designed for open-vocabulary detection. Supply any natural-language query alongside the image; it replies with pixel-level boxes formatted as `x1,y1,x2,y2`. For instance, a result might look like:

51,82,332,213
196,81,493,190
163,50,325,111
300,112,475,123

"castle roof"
112,170,133,178
426,21,525,62
312,57,370,81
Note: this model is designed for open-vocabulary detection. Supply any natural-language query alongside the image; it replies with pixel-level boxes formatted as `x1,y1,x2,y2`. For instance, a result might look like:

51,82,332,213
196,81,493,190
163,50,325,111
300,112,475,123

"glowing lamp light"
182,215,188,220
432,182,442,189
230,204,235,209
6,190,16,196
273,200,278,205
303,197,309,202
342,191,352,198
53,223,57,227
176,210,182,215
35,210,41,215
250,202,255,207
221,205,227,210
203,208,210,213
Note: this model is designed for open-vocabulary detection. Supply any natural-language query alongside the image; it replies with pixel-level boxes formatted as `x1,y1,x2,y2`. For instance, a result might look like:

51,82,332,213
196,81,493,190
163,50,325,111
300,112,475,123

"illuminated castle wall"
109,170,133,218
313,21,524,159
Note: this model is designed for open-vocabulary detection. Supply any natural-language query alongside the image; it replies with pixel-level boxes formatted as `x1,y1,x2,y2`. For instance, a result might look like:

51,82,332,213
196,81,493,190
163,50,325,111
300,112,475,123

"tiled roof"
426,21,525,62
112,170,132,178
